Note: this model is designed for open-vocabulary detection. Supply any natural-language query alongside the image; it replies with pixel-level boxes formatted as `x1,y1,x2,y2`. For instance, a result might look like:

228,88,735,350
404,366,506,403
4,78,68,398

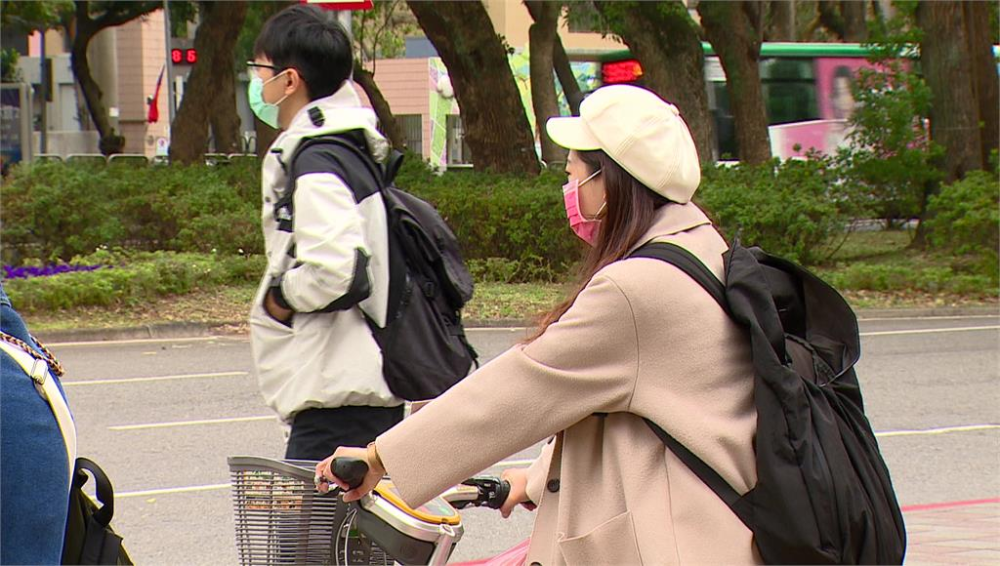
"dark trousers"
285,405,404,461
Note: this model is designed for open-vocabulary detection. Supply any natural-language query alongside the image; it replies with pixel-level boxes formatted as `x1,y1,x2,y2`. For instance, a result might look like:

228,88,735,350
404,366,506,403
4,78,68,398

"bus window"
760,58,818,125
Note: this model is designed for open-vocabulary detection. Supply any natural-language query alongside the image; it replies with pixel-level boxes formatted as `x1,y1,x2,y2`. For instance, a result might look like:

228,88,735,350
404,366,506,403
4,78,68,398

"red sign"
602,59,644,85
171,48,198,65
300,0,374,10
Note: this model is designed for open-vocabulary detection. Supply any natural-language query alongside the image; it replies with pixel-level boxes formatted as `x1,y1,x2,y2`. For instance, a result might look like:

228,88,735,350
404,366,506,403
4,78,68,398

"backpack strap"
630,242,728,312
628,242,753,527
0,333,77,484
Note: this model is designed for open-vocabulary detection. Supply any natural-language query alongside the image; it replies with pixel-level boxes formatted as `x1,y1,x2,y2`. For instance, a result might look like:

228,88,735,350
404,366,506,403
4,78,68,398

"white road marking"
109,415,275,431
858,315,998,322
62,371,248,386
115,425,999,499
876,424,1000,438
118,483,233,498
860,325,999,337
47,336,224,347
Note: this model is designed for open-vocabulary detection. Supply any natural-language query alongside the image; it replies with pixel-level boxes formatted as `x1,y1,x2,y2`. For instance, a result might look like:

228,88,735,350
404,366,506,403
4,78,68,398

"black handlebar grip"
332,457,369,491
489,479,512,510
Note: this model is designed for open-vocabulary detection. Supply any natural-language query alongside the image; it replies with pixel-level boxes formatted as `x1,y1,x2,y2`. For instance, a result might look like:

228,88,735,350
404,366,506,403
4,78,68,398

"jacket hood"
283,81,389,162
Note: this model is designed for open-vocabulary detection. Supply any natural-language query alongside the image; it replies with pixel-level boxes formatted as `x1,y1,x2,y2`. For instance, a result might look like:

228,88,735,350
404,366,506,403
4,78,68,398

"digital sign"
602,59,643,85
171,49,198,65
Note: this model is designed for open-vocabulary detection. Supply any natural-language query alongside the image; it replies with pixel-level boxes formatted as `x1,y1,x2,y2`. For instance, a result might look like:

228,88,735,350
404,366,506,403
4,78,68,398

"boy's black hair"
253,5,352,101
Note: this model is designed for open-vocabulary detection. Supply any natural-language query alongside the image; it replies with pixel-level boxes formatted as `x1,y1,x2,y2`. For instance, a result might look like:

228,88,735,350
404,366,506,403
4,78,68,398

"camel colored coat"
377,202,759,565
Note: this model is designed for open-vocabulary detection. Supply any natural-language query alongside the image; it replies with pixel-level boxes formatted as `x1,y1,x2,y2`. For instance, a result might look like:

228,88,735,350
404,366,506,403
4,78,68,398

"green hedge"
8,155,989,286
696,158,855,265
1,159,262,262
3,250,264,311
923,170,1000,282
2,156,584,280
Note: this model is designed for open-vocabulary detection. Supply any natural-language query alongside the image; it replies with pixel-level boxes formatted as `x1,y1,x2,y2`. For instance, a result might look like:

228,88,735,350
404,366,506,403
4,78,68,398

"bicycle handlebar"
327,459,512,511
332,457,369,491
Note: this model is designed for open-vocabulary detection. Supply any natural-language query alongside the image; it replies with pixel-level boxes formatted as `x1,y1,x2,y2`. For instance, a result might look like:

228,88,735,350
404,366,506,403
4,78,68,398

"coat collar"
628,201,713,254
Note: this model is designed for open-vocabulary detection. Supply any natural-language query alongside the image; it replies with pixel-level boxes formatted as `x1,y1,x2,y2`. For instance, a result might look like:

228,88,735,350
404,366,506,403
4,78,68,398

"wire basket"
228,457,390,565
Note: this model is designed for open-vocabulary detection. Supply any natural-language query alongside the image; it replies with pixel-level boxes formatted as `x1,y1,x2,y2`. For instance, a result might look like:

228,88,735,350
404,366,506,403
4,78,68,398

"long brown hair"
528,150,670,342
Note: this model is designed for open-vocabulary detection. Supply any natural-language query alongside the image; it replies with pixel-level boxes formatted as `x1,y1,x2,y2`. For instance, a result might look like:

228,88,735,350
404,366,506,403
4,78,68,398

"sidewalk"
903,499,1000,565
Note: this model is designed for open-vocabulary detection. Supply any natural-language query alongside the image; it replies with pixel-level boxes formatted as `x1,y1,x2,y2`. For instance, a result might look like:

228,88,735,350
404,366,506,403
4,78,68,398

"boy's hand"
264,290,292,323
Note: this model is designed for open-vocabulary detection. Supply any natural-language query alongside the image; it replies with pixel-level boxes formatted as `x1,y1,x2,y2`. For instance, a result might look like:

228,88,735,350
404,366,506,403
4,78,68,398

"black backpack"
62,457,133,565
631,241,906,565
283,133,478,401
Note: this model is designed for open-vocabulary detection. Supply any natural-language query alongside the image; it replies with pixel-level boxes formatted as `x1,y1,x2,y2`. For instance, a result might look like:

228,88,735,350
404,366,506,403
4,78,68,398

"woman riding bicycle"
319,85,759,565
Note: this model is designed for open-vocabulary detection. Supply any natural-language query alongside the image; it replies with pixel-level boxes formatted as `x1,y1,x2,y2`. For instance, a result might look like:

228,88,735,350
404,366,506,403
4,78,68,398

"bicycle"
228,456,510,565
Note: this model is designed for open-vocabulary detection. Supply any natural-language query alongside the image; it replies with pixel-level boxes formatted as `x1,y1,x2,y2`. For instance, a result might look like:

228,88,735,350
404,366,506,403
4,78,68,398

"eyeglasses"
246,61,281,77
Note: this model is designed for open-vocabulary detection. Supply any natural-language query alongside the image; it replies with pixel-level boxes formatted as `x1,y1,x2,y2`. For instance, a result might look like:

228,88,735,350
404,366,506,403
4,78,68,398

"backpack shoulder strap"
628,242,752,527
642,418,746,516
630,241,728,312
276,133,385,233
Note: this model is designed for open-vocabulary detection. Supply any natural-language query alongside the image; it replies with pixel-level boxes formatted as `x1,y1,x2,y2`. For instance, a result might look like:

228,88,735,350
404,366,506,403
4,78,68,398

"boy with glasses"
247,5,402,460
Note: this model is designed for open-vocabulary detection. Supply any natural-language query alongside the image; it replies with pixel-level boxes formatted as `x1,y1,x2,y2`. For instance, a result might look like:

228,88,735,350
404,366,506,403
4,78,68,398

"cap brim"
546,116,602,151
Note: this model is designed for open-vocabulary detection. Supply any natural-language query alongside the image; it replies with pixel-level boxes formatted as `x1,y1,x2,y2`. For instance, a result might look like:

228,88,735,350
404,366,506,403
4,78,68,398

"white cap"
546,85,701,203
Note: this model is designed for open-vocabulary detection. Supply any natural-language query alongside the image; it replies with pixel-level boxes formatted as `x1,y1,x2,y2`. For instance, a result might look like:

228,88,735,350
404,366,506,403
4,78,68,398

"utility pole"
162,0,176,129
39,31,47,154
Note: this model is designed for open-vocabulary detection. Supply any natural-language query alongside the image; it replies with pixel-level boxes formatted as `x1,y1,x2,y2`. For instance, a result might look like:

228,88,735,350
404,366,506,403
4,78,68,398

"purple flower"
2,263,110,280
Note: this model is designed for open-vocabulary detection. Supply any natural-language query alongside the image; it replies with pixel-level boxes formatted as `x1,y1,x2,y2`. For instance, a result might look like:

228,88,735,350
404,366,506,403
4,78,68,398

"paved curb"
33,306,999,344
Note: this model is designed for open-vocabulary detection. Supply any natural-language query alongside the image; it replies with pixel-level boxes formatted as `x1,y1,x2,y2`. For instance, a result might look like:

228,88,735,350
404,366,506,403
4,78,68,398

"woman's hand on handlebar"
316,446,384,502
499,468,536,518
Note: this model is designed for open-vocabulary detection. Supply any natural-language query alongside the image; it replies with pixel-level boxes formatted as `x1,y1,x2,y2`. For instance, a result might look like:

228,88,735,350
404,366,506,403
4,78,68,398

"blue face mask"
248,71,288,129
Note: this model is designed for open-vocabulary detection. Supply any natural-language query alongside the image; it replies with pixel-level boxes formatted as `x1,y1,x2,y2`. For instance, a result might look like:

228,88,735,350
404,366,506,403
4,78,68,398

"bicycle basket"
228,457,391,565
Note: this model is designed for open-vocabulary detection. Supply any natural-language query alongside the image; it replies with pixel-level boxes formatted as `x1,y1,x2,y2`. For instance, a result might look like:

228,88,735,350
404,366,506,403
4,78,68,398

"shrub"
398,160,583,277
817,263,995,297
1,160,262,263
3,251,265,312
696,158,854,265
924,170,1000,281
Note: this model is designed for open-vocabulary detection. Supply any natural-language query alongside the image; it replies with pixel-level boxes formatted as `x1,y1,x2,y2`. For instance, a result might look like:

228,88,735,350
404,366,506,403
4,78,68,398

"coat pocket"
558,511,642,565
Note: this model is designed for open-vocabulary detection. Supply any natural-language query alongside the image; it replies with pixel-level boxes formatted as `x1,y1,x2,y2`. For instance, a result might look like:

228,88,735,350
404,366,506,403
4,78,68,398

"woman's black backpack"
284,133,478,400
631,241,906,565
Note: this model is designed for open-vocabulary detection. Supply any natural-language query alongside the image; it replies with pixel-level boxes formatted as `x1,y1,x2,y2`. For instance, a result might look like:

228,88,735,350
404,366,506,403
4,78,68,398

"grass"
12,230,998,333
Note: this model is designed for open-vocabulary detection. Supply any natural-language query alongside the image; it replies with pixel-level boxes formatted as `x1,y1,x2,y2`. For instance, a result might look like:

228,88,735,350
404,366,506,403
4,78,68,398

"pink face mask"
562,169,604,246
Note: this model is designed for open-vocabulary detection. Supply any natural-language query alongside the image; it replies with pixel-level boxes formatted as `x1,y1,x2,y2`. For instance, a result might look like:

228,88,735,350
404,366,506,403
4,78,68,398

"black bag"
62,457,133,565
631,241,906,565
285,133,478,400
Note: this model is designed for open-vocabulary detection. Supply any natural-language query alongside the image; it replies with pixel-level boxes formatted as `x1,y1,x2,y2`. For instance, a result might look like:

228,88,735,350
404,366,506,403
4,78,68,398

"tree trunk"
594,1,715,165
816,0,846,39
917,1,981,183
209,34,244,155
963,0,999,169
407,1,540,175
170,1,248,165
913,1,983,248
699,1,772,164
353,61,407,152
525,1,566,166
65,1,163,154
70,22,112,142
553,37,582,116
840,0,868,42
768,0,797,41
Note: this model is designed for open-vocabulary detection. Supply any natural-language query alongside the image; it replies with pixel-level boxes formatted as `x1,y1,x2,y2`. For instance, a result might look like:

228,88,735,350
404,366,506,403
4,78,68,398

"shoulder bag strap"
0,333,77,483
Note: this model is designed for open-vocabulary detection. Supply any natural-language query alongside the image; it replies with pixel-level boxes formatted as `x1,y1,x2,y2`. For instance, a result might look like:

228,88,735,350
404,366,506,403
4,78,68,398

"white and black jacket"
250,82,401,423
